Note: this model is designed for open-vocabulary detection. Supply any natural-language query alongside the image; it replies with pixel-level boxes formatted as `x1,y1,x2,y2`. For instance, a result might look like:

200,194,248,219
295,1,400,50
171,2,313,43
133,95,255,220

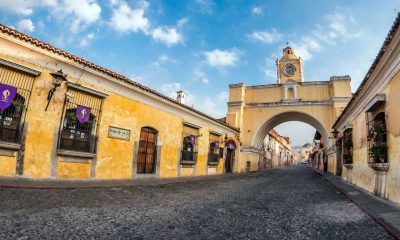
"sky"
0,0,399,146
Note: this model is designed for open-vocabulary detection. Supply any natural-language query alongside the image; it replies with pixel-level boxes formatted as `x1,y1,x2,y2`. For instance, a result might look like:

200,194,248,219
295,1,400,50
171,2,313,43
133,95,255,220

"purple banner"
226,139,236,150
213,141,219,149
76,105,91,124
190,135,196,146
0,84,17,111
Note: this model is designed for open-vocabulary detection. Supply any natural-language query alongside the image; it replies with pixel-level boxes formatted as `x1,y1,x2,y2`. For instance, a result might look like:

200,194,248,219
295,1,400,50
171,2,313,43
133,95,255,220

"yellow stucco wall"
0,50,238,180
344,70,400,203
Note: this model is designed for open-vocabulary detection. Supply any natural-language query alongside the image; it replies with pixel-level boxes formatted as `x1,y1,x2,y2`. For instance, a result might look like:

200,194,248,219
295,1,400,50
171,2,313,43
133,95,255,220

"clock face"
283,64,296,76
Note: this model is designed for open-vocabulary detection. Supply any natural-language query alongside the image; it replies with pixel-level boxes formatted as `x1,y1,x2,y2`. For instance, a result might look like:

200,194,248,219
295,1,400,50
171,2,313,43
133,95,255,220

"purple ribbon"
76,105,91,124
0,84,17,111
214,141,219,149
226,139,236,150
190,135,196,146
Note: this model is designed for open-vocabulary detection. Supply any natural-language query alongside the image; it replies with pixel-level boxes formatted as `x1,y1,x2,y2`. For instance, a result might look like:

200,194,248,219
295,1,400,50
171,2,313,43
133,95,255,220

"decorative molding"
365,94,386,112
229,83,244,88
246,100,332,108
301,81,330,86
241,145,263,155
66,82,108,98
183,121,201,129
227,101,244,108
210,130,222,136
0,57,41,76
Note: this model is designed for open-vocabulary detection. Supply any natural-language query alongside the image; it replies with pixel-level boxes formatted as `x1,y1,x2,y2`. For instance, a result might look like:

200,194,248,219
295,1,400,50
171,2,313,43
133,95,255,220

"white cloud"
195,0,215,14
63,0,101,33
16,19,34,33
292,36,321,61
201,78,209,84
289,12,361,61
151,26,183,46
161,82,182,99
248,29,282,44
177,18,189,27
79,32,95,47
110,0,149,33
251,6,263,15
264,69,276,79
204,49,240,68
217,91,228,101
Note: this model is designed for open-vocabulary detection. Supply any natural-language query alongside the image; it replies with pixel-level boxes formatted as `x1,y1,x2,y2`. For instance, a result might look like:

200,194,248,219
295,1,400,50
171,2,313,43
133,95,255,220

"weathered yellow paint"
0,154,16,176
58,160,91,179
0,46,238,180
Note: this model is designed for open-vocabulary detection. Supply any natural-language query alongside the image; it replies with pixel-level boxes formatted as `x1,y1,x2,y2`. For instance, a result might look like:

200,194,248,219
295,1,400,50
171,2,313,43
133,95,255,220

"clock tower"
276,46,304,84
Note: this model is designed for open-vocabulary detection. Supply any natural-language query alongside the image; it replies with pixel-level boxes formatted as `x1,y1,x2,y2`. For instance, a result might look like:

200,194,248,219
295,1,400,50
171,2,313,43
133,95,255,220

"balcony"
181,150,198,165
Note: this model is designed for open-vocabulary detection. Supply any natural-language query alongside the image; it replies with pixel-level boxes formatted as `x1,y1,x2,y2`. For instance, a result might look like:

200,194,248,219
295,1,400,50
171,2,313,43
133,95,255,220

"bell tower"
276,46,304,84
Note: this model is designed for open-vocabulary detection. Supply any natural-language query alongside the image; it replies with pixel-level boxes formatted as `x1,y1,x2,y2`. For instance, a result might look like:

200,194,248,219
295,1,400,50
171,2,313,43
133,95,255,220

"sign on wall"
108,126,131,141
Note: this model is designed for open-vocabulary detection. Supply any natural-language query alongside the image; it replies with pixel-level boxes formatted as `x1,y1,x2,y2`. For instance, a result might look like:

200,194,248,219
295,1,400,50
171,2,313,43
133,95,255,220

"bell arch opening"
251,111,331,149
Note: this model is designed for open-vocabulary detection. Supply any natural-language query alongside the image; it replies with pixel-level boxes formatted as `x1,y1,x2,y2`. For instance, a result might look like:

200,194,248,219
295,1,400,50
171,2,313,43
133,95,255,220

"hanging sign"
0,84,17,111
76,105,91,124
226,139,236,150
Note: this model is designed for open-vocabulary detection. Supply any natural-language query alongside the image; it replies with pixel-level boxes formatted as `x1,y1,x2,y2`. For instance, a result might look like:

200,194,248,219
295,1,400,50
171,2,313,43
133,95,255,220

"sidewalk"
323,173,400,239
0,173,239,189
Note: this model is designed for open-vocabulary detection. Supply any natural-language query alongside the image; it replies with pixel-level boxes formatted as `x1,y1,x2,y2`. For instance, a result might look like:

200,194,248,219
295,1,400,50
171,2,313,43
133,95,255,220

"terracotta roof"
0,24,239,132
333,12,400,129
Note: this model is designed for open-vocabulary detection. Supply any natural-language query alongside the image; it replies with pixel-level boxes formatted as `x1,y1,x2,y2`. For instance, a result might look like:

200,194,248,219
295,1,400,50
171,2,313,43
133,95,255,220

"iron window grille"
58,88,103,153
367,111,387,163
181,125,198,164
137,127,157,174
342,128,353,164
0,66,35,143
208,133,220,165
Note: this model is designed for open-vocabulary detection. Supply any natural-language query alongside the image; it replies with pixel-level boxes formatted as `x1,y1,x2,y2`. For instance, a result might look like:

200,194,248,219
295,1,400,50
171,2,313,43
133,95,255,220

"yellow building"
0,24,240,180
332,13,400,203
226,46,352,173
262,129,293,169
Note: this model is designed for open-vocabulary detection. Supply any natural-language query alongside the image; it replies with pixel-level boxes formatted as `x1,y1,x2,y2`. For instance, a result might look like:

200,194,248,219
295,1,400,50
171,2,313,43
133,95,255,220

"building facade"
0,24,240,180
332,13,400,203
226,46,352,173
261,129,293,169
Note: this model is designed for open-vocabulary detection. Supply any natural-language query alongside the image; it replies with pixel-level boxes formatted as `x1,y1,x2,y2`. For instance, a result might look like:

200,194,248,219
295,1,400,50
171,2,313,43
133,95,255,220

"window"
137,127,157,174
0,64,36,144
367,112,387,163
208,133,220,165
58,88,103,153
181,124,199,164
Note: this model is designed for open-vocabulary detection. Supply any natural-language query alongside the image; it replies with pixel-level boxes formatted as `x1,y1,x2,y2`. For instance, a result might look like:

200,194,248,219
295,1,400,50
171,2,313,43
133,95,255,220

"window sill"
180,160,196,165
208,161,219,166
0,141,21,151
57,149,96,159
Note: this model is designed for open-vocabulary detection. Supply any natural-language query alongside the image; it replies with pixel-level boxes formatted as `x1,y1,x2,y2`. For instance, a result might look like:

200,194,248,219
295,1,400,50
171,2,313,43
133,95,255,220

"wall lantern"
45,70,68,111
331,129,339,138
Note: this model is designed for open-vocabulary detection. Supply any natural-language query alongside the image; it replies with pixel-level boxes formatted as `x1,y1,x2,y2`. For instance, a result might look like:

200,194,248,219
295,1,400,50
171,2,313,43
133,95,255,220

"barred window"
181,124,199,164
0,64,36,143
208,133,220,165
58,88,103,153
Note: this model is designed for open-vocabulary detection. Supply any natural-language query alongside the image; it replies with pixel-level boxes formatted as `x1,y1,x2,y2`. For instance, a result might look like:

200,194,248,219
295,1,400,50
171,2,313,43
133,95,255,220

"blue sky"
0,0,399,145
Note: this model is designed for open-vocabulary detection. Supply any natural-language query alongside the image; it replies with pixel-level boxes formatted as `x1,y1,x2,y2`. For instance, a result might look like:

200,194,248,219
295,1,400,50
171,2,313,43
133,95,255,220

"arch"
251,111,331,149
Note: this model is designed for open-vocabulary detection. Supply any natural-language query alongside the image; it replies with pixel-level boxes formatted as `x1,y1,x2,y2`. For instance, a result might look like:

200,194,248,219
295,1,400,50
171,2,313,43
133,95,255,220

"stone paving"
0,165,392,239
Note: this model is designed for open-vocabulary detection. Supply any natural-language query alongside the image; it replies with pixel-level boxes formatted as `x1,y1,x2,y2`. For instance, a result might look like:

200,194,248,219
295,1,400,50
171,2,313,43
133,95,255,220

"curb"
323,175,400,240
0,172,249,189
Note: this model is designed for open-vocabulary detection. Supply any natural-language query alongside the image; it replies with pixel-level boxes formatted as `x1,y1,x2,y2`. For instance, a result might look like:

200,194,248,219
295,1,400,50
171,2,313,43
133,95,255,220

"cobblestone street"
0,166,391,239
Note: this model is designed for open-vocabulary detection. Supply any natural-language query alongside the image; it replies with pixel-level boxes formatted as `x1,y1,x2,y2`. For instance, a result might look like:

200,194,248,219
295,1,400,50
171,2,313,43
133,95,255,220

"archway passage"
252,111,331,150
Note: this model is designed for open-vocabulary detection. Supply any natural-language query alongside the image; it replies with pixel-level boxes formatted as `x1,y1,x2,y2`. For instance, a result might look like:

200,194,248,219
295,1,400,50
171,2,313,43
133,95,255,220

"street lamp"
45,70,68,111
331,129,339,139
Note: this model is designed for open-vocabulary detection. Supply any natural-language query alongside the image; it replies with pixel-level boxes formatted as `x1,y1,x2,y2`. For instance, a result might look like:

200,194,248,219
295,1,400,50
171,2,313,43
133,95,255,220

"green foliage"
343,154,352,164
343,138,353,149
